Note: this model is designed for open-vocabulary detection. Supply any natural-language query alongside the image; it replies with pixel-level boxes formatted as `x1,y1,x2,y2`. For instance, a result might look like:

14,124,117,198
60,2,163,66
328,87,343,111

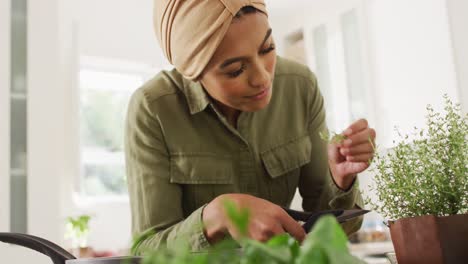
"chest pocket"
260,135,312,205
170,154,234,184
261,135,312,177
170,154,235,213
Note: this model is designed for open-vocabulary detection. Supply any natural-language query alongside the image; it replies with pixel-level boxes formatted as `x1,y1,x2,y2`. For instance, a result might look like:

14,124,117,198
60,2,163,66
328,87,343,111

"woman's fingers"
342,118,369,136
226,223,242,241
341,128,376,147
277,210,306,243
250,221,285,242
249,209,303,243
346,152,374,163
213,194,306,244
339,119,376,164
340,142,373,156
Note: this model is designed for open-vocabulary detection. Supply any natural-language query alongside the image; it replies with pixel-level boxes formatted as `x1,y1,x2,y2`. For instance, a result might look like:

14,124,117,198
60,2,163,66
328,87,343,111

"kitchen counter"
349,241,394,264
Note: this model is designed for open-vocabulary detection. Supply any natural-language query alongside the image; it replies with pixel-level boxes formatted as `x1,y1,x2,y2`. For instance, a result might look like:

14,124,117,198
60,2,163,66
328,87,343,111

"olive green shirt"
125,56,363,254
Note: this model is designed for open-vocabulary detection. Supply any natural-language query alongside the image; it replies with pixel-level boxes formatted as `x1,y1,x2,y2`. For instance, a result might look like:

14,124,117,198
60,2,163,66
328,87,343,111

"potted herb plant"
366,95,468,264
65,214,92,258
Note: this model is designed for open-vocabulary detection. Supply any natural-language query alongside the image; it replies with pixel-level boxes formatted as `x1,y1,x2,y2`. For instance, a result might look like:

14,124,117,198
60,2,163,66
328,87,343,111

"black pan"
0,232,141,264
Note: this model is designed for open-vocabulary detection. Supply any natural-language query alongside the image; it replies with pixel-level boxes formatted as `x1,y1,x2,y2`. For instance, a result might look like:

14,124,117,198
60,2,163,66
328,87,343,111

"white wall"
268,0,360,54
23,1,76,263
0,0,11,234
271,0,460,147
28,0,62,243
75,0,167,67
446,0,468,112
367,0,459,147
0,1,64,263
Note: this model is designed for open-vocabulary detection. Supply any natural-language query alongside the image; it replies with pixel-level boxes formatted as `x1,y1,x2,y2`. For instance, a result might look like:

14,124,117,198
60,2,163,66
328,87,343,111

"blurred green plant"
81,90,128,152
139,200,364,264
365,94,467,220
83,164,127,195
65,215,91,248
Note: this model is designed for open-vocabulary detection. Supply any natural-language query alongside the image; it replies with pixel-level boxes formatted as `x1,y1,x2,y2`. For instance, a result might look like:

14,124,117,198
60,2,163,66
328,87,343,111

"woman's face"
199,11,276,113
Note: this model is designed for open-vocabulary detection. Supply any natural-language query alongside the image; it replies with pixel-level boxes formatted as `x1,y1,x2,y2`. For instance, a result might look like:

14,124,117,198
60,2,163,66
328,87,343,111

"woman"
125,0,376,253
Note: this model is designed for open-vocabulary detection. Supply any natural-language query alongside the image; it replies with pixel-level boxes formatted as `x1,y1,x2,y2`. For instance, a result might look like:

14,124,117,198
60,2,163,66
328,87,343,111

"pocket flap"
261,135,312,178
170,154,234,184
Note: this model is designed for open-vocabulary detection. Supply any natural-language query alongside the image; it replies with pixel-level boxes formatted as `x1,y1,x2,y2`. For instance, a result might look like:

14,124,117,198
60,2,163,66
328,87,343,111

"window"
341,8,368,121
307,6,373,133
78,57,156,196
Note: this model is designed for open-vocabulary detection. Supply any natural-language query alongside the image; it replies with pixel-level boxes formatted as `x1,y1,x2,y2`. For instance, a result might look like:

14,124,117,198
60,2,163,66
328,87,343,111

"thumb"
327,143,342,164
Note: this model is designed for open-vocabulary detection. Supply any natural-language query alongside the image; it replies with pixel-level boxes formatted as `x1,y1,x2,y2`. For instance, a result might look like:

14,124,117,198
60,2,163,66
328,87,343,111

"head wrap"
153,0,267,80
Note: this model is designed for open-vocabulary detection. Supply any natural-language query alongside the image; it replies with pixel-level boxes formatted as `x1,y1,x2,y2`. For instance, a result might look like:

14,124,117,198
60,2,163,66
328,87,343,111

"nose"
248,59,270,89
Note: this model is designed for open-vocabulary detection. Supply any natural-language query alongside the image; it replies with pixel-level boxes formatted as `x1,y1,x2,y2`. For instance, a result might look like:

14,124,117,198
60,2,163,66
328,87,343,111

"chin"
243,93,272,112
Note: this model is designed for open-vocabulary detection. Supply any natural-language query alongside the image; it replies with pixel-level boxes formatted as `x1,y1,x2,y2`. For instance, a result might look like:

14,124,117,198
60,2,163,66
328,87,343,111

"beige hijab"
154,0,267,80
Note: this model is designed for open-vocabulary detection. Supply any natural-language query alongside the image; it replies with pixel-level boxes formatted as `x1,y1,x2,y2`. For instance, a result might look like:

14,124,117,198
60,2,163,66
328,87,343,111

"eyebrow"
219,28,273,69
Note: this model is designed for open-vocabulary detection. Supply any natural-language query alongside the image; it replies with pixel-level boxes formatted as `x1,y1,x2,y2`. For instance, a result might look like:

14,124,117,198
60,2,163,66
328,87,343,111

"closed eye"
227,64,246,78
226,44,275,78
260,43,275,55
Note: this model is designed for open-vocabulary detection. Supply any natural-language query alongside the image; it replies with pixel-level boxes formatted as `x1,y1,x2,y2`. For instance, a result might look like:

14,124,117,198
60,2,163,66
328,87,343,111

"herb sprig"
319,131,348,144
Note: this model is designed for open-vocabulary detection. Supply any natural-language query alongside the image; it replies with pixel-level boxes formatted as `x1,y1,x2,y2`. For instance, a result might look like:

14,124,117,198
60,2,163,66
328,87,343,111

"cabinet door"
0,0,11,233
10,0,28,234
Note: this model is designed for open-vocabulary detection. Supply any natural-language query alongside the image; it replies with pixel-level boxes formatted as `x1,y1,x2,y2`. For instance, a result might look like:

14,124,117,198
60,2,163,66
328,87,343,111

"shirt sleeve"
298,71,364,235
125,89,210,254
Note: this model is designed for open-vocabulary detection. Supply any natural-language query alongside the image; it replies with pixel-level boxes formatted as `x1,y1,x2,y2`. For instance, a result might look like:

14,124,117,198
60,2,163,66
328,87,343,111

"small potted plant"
366,95,467,264
65,214,92,258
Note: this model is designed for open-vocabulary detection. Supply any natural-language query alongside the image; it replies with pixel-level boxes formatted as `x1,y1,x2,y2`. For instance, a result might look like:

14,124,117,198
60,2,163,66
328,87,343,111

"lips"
247,88,270,100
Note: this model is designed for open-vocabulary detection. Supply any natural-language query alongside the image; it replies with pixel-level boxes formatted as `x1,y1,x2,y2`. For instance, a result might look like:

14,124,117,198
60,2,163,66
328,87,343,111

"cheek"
265,52,277,76
206,77,245,100
219,81,246,98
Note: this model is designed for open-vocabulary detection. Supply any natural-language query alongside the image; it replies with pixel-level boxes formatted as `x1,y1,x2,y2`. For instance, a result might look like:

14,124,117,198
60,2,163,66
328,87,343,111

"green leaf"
243,239,291,264
223,199,250,237
266,234,299,260
297,215,365,264
303,215,348,252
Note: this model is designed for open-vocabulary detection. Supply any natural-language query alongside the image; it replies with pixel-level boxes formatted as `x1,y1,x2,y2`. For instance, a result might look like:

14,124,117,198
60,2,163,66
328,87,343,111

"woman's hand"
202,194,305,244
328,118,376,190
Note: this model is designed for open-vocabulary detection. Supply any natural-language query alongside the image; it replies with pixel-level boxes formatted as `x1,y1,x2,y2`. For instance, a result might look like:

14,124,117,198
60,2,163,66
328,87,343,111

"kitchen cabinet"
9,0,28,234
0,0,11,236
0,0,28,234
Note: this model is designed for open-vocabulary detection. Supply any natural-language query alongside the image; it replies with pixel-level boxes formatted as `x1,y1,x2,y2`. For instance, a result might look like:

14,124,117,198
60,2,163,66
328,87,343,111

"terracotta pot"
69,246,94,258
389,214,468,264
79,247,94,258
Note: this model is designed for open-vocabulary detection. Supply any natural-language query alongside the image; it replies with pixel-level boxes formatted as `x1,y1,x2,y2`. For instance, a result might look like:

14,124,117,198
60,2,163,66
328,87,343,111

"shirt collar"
181,77,211,115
